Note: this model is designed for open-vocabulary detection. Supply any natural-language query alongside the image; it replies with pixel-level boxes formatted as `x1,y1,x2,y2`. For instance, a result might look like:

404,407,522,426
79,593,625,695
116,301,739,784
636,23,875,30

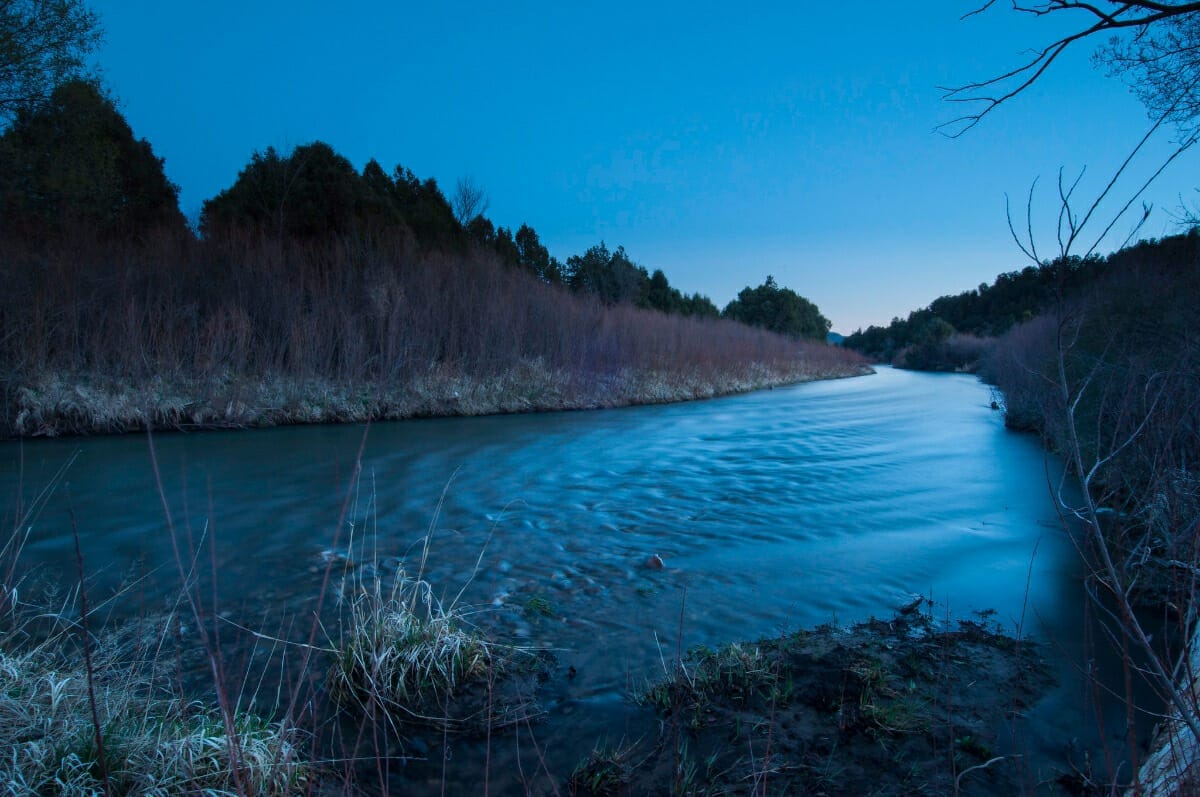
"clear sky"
88,1,1197,333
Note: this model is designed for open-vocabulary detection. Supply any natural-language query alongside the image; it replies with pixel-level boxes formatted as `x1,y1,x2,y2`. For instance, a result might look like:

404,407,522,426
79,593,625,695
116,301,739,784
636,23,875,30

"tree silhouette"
566,243,647,306
514,223,563,284
0,79,185,241
0,0,101,122
451,175,488,225
200,141,380,239
722,276,831,340
1103,11,1200,134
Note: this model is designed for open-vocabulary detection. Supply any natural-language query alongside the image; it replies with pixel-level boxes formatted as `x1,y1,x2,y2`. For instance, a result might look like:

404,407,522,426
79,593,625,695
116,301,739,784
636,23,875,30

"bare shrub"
0,230,867,436
980,314,1059,432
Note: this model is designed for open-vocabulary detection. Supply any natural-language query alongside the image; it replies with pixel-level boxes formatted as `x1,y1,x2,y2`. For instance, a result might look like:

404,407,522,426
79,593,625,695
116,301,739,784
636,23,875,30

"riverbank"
4,365,1116,792
5,358,871,438
0,577,1055,795
1,228,868,440
578,602,1057,796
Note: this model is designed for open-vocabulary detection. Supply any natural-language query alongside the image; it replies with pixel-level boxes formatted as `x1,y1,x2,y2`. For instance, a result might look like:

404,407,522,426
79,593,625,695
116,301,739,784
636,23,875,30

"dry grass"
0,613,307,796
0,231,868,438
322,485,536,737
0,456,307,795
315,470,576,786
327,560,494,722
9,357,869,438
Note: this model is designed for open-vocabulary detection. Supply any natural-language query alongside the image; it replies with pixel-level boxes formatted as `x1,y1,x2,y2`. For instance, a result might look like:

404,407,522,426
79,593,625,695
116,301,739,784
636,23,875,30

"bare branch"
451,176,489,226
962,1,1001,22
0,0,103,122
940,1,1200,135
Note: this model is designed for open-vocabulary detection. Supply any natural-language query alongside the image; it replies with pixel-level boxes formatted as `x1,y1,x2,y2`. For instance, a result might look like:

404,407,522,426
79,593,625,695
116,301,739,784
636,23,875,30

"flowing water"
2,367,1133,790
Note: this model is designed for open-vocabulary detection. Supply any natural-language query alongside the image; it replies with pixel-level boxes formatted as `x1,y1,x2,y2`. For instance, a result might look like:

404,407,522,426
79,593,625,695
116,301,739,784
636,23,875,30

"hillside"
844,230,1200,371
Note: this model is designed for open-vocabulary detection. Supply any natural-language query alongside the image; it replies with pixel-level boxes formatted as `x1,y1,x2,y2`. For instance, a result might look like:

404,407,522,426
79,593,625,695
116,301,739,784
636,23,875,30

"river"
1,366,1132,791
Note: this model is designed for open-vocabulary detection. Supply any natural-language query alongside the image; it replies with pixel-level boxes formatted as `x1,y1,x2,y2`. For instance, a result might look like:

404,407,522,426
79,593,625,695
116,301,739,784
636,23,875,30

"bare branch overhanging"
939,1,1200,137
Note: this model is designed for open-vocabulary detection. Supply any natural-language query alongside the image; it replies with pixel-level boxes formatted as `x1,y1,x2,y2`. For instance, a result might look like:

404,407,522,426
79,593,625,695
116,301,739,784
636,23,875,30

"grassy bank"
0,568,1050,794
579,605,1053,796
0,631,307,795
0,583,307,795
8,358,869,438
0,233,867,438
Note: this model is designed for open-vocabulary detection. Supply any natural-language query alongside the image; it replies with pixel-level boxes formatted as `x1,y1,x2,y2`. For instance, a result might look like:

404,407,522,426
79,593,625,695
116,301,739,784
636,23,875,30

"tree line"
842,233,1200,368
0,46,853,435
0,78,831,341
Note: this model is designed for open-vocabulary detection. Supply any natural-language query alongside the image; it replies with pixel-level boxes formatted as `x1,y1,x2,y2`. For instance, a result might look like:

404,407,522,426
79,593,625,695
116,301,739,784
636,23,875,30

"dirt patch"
570,603,1054,796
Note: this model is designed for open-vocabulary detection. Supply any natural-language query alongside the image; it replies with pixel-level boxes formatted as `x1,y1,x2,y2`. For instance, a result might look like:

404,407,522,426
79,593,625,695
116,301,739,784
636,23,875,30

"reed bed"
0,231,867,438
0,611,307,796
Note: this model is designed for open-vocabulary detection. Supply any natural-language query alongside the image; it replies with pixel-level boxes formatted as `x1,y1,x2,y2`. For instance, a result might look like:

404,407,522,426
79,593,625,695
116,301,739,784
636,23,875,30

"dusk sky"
89,1,1196,333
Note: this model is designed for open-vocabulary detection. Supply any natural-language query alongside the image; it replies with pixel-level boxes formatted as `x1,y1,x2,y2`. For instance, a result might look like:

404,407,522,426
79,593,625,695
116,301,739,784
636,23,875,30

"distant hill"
844,229,1200,367
826,332,845,346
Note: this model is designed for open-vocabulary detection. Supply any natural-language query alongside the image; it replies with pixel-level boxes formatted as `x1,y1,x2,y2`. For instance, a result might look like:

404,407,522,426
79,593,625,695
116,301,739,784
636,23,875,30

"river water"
2,367,1129,790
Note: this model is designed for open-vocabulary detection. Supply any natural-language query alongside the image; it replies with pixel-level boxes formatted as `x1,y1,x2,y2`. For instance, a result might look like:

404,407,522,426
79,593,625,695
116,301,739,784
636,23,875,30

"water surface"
3,366,1114,789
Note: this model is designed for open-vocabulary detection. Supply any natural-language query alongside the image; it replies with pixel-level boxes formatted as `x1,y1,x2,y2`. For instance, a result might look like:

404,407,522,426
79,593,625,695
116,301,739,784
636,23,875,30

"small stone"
643,554,665,571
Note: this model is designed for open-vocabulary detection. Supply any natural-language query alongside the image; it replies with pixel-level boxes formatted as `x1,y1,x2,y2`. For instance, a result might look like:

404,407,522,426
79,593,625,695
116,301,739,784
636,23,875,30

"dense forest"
844,231,1200,371
0,79,858,437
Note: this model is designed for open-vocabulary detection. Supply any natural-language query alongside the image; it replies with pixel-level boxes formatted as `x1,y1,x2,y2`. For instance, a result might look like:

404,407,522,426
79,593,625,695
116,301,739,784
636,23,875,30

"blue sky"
89,1,1197,333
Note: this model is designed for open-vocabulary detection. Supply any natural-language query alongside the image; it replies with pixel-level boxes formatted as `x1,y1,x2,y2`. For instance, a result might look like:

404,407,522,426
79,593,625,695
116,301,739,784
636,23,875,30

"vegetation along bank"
0,81,866,439
847,229,1200,793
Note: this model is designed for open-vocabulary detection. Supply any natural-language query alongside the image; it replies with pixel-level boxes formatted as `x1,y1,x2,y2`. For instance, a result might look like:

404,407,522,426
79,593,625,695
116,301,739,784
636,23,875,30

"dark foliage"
980,229,1200,601
514,224,563,284
199,144,455,244
844,251,1119,363
199,142,724,319
0,0,102,122
386,166,464,251
565,242,646,306
0,79,186,242
721,275,831,340
560,242,720,317
847,233,1200,367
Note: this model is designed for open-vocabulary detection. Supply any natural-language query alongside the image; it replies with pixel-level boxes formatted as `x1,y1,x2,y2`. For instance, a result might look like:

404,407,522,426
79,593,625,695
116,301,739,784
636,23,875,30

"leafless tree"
941,1,1200,136
946,5,1200,783
451,176,489,226
1103,10,1200,134
998,157,1200,792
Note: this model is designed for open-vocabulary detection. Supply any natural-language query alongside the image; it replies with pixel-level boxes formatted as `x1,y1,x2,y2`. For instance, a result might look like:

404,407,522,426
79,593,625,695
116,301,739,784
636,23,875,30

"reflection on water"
3,366,1125,787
